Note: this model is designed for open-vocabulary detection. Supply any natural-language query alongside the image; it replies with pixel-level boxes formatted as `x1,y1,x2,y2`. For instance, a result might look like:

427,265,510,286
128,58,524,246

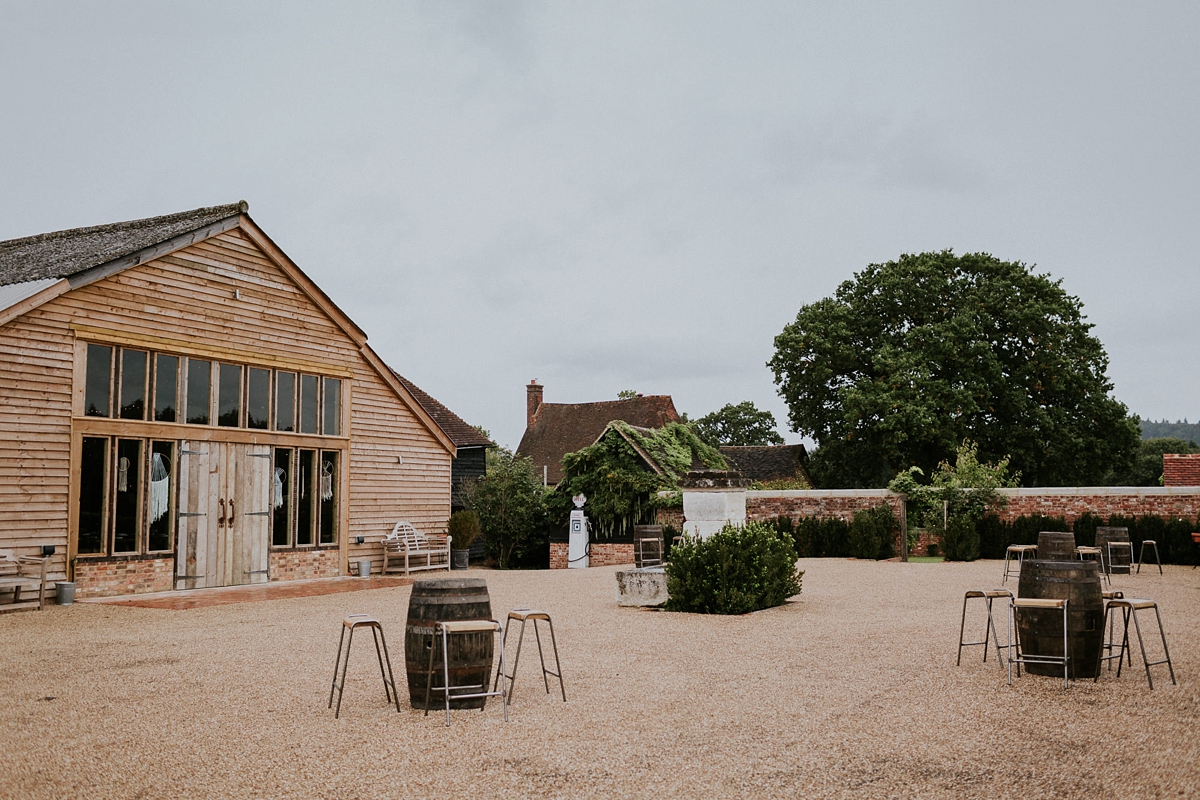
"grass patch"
907,556,946,563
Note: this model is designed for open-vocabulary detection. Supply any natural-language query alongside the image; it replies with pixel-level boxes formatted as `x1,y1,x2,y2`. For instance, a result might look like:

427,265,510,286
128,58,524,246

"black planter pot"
452,549,470,570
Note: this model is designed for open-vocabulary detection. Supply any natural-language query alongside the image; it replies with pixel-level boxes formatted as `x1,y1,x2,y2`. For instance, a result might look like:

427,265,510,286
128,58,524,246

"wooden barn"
0,202,474,597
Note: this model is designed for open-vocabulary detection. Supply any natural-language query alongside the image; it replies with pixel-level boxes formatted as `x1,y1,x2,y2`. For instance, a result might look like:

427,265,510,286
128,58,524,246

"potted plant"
447,510,482,570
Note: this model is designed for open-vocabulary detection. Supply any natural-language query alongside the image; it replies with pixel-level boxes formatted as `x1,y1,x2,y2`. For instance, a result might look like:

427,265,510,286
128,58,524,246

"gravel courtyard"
2,559,1197,799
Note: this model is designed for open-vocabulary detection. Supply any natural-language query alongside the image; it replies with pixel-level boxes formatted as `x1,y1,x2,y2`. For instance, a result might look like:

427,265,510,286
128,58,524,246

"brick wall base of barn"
74,556,175,598
549,542,635,569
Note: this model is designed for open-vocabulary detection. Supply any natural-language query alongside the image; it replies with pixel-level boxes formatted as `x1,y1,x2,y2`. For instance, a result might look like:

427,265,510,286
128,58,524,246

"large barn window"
246,367,271,430
276,371,296,432
186,358,211,425
81,342,344,436
217,363,242,427
85,344,113,417
319,451,338,545
296,449,317,546
77,437,108,554
272,447,293,546
76,436,177,558
299,375,319,434
119,349,148,420
154,354,178,422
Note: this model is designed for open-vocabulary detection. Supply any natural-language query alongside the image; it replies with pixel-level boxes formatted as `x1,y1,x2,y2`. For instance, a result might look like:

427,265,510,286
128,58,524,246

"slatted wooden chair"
380,521,451,576
0,550,49,612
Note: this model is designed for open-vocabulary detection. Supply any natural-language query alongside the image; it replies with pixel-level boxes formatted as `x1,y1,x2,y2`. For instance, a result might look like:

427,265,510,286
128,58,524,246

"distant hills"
1139,419,1200,444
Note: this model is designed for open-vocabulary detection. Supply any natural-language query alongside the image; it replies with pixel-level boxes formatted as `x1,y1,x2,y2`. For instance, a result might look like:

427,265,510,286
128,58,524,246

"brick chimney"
1162,453,1200,486
526,380,543,427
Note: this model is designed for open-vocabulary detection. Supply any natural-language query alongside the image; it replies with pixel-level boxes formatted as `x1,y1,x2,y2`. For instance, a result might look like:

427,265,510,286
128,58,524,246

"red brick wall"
549,542,635,569
74,556,174,598
654,508,685,530
1163,454,1200,487
269,549,342,581
991,489,1200,524
748,491,904,524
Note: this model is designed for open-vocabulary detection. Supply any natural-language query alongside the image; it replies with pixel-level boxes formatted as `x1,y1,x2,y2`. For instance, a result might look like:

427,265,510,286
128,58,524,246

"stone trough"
615,566,668,607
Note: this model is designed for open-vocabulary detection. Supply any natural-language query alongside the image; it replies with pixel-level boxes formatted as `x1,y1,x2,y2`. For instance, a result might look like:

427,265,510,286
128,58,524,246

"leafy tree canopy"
769,251,1139,487
1138,419,1200,444
692,401,785,447
460,447,547,568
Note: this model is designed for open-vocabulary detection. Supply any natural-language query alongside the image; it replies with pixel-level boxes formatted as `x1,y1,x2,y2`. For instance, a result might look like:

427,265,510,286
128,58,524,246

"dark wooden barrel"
1017,560,1103,679
1037,531,1076,561
405,577,493,709
1094,526,1131,573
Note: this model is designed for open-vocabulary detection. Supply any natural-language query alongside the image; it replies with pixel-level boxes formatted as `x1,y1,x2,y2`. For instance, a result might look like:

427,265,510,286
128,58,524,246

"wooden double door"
176,441,271,589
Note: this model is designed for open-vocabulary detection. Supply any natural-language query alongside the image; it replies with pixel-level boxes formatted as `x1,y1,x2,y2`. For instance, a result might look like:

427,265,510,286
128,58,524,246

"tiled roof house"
516,381,681,485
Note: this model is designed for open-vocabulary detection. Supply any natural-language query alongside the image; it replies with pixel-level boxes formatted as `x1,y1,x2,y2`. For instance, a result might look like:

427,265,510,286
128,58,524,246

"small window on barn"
299,375,319,434
276,371,296,432
113,439,142,553
319,451,338,545
147,441,174,552
272,448,293,547
85,344,113,417
77,437,108,554
154,354,178,422
323,379,341,436
217,363,242,427
118,349,148,420
186,359,211,425
246,367,271,430
297,449,316,546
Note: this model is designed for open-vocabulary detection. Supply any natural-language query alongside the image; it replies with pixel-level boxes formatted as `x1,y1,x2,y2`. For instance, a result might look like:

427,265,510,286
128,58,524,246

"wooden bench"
381,522,451,576
0,550,49,612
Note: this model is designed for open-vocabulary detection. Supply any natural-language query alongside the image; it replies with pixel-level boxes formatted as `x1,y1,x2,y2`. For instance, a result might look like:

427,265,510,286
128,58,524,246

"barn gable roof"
0,202,457,455
393,372,493,450
516,394,681,484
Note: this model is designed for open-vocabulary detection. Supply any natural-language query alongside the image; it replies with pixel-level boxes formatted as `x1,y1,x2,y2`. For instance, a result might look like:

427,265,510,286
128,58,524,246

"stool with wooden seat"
1136,540,1162,575
957,589,1014,666
1008,597,1071,688
1098,590,1128,671
494,609,566,703
1105,540,1134,575
424,619,508,726
328,614,401,719
1075,546,1109,586
1101,597,1176,689
1003,545,1037,584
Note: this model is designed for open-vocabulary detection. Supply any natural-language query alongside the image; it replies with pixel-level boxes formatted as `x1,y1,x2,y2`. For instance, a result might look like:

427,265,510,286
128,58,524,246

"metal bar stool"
1098,590,1129,672
328,614,401,719
423,619,508,726
1106,540,1134,575
957,589,1014,666
1075,546,1109,586
1136,540,1162,575
1103,598,1176,689
494,609,566,703
1008,597,1071,689
1003,544,1037,584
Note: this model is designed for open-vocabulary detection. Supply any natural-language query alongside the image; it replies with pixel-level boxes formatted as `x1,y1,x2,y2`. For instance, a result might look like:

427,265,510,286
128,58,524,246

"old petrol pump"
568,493,590,568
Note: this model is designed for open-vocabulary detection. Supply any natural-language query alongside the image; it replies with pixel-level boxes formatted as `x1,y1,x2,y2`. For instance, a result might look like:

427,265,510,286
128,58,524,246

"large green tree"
769,251,1139,487
692,401,785,447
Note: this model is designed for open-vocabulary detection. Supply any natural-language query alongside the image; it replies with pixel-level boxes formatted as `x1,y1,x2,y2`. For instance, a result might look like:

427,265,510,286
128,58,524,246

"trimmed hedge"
665,521,801,614
976,513,1200,565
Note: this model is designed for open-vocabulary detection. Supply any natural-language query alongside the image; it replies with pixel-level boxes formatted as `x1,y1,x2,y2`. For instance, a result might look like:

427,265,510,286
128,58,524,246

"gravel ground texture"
2,559,1198,799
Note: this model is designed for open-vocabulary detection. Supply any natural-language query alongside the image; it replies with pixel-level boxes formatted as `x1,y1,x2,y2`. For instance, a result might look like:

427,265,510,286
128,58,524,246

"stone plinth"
615,567,668,607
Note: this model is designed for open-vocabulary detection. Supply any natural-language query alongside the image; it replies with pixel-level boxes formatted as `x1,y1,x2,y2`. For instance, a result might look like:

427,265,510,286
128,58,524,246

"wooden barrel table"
1094,526,1132,574
405,577,493,709
1037,531,1076,561
1016,559,1103,679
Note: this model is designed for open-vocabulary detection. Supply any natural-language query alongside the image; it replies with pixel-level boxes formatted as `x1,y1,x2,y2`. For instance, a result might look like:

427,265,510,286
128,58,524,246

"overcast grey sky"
2,2,1197,450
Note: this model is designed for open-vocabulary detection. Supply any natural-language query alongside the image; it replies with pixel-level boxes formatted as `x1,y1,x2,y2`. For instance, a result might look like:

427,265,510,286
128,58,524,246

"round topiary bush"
665,521,802,614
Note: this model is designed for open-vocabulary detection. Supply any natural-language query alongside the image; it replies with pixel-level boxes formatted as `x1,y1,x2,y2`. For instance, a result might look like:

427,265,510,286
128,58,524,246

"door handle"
228,499,236,526
218,498,226,527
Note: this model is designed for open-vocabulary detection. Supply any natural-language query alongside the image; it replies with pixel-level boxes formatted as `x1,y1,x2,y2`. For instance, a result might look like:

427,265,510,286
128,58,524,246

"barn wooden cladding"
0,202,458,598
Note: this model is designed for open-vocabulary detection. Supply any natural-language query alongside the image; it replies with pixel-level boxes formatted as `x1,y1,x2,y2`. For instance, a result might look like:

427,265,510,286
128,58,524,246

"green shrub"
665,521,801,614
942,516,980,561
848,505,897,559
447,510,482,549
